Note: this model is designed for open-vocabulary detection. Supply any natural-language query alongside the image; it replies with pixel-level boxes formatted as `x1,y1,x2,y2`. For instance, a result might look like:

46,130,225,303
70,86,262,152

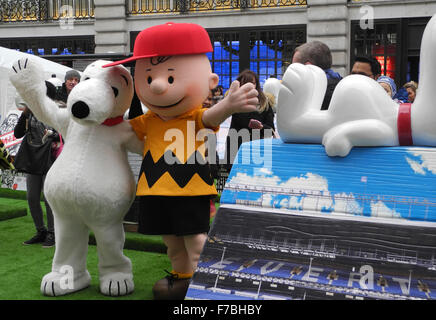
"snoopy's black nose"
71,101,90,119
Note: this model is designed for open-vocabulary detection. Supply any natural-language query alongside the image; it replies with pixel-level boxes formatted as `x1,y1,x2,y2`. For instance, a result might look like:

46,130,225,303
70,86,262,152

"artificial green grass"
0,187,221,299
0,187,28,200
0,198,28,221
0,191,167,253
0,212,171,300
89,232,166,253
0,187,39,221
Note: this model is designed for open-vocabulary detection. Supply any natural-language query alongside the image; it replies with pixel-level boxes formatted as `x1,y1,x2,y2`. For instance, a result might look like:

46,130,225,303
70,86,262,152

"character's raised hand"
10,57,46,98
225,80,259,114
10,57,69,134
202,80,259,128
248,119,263,129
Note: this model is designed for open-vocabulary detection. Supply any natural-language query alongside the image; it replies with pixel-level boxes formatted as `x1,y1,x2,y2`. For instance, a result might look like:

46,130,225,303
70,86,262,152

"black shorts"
137,195,211,236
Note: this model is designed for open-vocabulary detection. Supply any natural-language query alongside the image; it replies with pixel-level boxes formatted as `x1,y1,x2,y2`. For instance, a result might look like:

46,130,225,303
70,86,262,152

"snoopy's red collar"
397,103,413,146
102,116,124,126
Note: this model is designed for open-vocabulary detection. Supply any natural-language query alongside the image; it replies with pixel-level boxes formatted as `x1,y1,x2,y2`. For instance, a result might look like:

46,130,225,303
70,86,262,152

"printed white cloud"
262,193,273,207
370,200,401,219
281,173,329,192
229,172,342,212
258,167,273,176
228,172,330,193
405,156,426,175
228,172,281,187
229,171,403,218
406,149,436,175
333,192,363,215
288,196,303,210
279,198,289,208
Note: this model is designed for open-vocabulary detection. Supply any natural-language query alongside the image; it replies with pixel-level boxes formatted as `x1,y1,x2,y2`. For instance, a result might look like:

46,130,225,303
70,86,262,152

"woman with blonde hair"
403,81,418,103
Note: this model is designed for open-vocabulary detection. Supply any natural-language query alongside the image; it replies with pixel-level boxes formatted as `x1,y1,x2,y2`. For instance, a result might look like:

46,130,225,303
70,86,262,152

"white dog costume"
276,14,436,156
10,59,143,296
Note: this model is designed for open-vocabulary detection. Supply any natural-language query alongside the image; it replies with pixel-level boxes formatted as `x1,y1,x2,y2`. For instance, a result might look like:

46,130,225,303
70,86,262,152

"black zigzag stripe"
139,150,213,189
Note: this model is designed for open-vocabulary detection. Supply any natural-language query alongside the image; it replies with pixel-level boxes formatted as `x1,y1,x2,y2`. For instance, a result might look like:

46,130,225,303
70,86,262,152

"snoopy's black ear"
45,81,57,100
128,91,143,119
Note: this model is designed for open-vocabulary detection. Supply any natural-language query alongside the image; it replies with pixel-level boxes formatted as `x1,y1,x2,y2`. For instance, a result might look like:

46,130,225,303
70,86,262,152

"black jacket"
55,84,69,103
225,106,275,167
229,107,275,140
14,112,58,145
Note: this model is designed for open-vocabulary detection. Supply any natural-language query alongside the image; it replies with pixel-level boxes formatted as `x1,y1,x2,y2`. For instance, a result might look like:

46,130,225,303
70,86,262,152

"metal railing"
224,183,436,221
0,0,94,23
51,0,94,20
126,0,306,15
1,0,305,22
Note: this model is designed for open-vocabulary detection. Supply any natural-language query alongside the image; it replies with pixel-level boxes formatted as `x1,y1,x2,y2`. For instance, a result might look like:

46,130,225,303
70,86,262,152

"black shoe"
152,270,191,300
23,230,47,245
42,232,55,248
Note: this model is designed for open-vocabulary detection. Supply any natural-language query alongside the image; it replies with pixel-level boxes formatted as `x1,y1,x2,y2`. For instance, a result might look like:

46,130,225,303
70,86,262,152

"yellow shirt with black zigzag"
129,107,218,197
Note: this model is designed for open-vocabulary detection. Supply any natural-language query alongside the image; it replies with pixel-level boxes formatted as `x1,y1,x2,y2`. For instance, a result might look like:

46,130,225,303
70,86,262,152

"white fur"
10,59,144,296
276,14,436,157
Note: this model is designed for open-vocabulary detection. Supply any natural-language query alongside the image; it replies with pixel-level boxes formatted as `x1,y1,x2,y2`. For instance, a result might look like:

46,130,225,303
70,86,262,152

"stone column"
94,0,129,54
307,0,349,77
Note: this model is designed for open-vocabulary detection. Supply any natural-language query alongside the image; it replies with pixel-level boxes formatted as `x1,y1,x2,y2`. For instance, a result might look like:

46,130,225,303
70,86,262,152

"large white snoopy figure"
263,77,281,104
277,14,436,157
10,59,143,296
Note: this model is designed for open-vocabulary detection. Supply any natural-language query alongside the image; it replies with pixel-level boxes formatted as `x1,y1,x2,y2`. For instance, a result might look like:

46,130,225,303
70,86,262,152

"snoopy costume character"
104,22,259,300
10,59,143,296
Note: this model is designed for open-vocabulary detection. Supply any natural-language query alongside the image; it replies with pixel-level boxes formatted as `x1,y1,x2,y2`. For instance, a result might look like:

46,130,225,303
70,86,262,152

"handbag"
52,134,63,159
13,116,54,175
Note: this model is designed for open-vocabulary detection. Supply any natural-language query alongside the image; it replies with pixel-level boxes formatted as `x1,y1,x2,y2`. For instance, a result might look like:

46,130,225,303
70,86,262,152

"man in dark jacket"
55,69,80,103
292,41,342,110
350,56,381,80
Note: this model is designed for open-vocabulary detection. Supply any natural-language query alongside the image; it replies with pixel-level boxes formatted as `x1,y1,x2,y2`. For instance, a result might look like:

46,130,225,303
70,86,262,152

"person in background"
350,56,381,80
212,85,224,105
128,91,146,119
292,41,342,110
225,69,275,168
376,75,404,103
403,81,418,103
202,90,219,218
202,90,214,109
55,69,81,103
393,86,409,104
14,97,58,248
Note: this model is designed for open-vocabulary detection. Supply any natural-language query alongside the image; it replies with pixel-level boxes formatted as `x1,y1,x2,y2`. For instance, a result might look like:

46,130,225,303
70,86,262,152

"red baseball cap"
103,22,213,68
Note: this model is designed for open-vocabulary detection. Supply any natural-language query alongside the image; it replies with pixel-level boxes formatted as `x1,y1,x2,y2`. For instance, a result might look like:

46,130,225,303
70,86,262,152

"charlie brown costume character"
104,22,259,300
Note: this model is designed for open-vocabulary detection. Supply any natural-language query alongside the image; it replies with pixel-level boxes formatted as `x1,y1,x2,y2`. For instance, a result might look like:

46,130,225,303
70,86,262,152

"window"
0,36,95,56
207,32,240,90
207,27,305,91
131,26,306,92
351,20,400,81
248,29,304,87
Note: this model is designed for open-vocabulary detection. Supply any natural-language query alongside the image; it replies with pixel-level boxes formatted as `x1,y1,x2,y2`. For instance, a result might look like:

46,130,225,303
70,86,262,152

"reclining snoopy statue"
276,14,436,157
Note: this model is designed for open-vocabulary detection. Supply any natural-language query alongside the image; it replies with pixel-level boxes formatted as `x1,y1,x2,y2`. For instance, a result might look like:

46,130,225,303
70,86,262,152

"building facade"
0,0,435,89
